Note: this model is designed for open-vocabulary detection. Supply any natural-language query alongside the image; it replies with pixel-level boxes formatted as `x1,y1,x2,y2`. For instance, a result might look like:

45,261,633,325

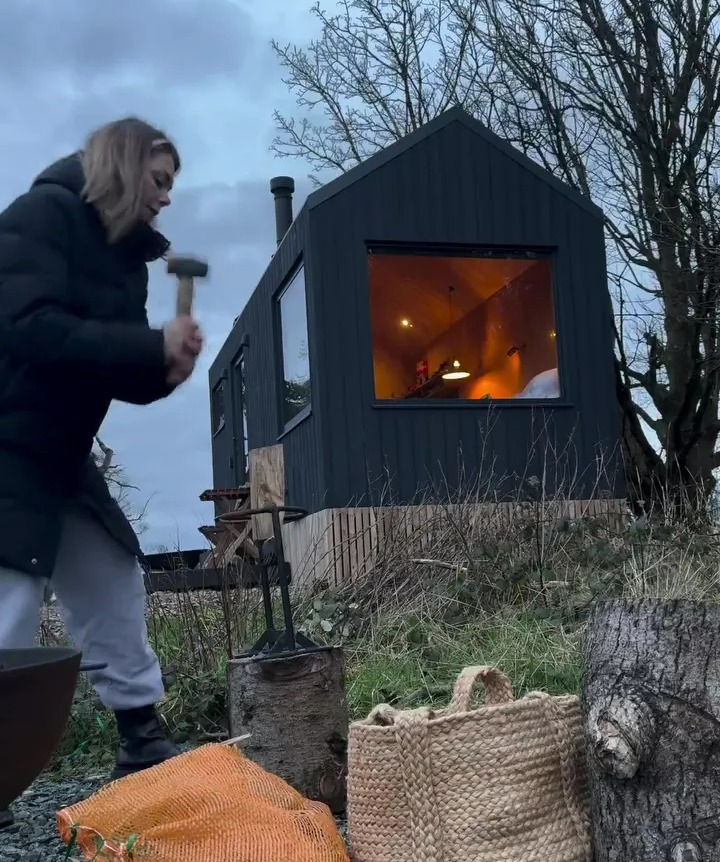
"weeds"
40,444,720,778
62,821,141,862
343,612,583,717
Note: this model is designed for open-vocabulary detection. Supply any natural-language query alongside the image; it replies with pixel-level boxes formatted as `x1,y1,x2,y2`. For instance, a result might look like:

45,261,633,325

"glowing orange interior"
368,252,559,401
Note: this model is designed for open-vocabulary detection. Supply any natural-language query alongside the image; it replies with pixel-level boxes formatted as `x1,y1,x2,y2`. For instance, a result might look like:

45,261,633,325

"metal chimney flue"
270,176,295,246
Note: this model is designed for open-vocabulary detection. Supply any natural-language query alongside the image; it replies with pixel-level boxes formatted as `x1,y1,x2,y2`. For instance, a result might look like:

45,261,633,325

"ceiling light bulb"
442,359,470,380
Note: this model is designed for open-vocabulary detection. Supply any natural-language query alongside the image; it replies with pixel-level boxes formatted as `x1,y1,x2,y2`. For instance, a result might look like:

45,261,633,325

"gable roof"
304,106,603,219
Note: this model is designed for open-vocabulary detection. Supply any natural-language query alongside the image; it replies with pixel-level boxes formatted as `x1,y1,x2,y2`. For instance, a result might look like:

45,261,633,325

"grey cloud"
145,176,314,323
0,0,254,86
106,176,317,551
0,88,171,200
161,176,314,253
51,87,185,149
103,393,214,552
0,94,275,206
0,3,321,554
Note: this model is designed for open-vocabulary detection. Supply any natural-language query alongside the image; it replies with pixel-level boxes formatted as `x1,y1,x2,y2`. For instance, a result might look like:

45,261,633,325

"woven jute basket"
346,665,593,862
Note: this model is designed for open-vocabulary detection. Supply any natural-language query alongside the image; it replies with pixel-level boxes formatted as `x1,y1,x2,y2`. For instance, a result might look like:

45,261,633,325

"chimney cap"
270,176,295,195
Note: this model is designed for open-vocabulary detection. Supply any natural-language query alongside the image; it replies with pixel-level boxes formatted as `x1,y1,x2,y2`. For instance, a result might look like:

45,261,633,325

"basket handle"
365,703,438,726
446,666,513,713
366,703,401,725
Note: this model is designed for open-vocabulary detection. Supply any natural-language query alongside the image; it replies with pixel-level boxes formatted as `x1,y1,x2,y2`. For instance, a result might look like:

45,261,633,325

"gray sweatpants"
0,509,165,710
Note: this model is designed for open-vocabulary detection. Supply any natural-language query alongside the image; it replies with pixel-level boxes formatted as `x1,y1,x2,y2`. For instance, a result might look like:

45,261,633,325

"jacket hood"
31,152,171,263
32,152,87,196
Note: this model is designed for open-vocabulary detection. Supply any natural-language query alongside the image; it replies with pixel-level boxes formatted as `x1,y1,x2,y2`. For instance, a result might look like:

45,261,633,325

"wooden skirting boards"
283,498,628,591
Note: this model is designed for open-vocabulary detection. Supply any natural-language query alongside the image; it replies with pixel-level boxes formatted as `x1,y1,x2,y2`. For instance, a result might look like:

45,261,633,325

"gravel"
2,773,348,860
22,596,349,858
0,774,107,861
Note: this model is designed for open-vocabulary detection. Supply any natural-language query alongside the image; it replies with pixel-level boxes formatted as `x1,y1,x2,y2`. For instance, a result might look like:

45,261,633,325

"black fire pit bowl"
0,647,96,813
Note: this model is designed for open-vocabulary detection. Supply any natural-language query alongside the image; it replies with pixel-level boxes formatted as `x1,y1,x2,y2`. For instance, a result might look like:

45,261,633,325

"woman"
0,117,202,819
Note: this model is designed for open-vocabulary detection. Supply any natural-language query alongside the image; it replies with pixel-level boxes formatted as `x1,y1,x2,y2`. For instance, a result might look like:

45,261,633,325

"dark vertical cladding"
270,176,295,246
309,116,622,509
209,109,623,518
207,203,326,513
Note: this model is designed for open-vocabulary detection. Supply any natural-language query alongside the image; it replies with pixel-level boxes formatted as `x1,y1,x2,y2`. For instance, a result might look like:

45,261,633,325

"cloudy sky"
0,0,323,552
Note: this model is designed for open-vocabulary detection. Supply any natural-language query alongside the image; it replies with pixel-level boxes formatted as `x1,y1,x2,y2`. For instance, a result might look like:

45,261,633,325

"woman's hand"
163,316,204,386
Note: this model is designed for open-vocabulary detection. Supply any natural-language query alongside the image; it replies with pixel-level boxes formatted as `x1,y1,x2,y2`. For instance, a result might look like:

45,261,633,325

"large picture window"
277,263,311,427
367,247,560,401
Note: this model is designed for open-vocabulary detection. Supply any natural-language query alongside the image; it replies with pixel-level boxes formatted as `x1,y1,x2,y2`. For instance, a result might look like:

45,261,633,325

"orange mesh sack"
56,741,350,862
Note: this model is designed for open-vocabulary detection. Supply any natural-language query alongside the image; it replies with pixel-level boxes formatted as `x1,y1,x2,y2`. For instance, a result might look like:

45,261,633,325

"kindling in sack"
347,665,593,862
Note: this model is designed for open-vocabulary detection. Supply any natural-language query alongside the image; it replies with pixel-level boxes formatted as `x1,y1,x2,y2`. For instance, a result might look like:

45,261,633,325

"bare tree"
93,437,149,535
271,0,484,182
271,0,720,514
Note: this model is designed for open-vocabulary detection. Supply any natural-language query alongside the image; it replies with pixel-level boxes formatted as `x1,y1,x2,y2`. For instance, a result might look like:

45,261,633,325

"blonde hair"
80,117,181,243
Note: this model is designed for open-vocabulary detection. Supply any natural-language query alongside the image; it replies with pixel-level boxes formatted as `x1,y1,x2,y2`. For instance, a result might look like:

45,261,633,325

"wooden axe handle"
176,276,194,317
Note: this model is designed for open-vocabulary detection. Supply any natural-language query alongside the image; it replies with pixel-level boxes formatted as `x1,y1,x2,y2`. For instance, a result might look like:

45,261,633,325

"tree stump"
582,599,720,861
228,646,348,813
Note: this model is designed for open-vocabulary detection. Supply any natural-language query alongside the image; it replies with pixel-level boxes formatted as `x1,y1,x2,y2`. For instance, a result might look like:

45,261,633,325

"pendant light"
441,285,470,381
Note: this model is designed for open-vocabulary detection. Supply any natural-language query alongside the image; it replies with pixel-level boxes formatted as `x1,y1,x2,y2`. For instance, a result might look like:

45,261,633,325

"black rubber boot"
110,704,180,782
0,808,14,830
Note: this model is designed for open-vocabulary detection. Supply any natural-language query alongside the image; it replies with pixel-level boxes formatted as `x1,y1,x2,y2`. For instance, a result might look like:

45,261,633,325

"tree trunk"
227,646,348,814
582,599,720,861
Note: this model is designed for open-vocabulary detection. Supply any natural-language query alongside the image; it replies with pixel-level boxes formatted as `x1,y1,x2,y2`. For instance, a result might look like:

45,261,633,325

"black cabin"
207,107,622,524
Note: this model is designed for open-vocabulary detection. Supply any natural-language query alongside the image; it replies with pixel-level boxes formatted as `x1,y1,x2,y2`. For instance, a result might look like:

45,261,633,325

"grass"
39,453,720,778
344,612,583,716
43,606,582,778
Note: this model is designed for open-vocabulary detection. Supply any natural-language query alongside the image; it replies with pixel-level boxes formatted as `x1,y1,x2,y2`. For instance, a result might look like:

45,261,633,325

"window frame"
210,376,226,437
274,257,312,434
365,241,569,409
230,347,250,485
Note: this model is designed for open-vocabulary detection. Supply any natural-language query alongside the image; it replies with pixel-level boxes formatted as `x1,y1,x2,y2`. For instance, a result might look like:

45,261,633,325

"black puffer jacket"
0,153,177,579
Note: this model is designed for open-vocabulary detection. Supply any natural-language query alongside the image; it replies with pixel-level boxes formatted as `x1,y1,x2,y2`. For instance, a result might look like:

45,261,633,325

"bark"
227,646,349,813
582,599,720,861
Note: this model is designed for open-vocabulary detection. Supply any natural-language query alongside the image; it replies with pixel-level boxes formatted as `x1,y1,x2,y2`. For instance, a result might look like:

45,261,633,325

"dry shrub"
295,420,720,631
40,420,720,769
293,431,720,716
